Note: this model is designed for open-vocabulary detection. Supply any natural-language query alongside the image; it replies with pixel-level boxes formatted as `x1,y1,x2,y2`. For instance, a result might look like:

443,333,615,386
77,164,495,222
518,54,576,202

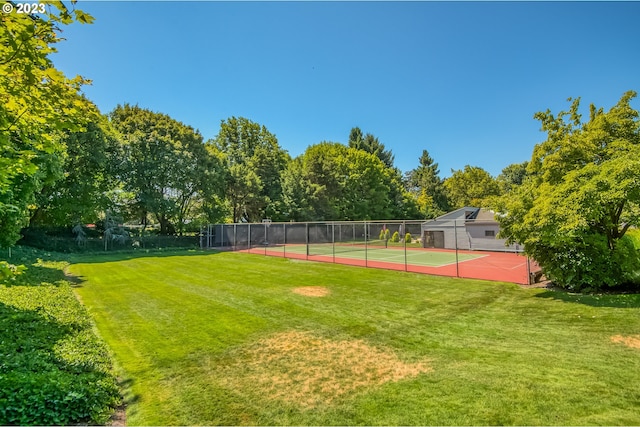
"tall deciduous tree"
497,161,529,193
281,142,413,221
29,118,123,227
0,3,95,246
110,104,221,234
211,117,289,223
444,165,500,209
495,91,640,291
280,156,316,221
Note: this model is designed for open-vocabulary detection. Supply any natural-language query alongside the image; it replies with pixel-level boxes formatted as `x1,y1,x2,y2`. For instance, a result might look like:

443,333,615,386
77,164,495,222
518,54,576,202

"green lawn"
68,251,640,425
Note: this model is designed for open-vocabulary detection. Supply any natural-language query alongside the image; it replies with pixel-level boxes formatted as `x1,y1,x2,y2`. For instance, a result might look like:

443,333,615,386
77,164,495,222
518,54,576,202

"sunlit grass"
69,251,640,425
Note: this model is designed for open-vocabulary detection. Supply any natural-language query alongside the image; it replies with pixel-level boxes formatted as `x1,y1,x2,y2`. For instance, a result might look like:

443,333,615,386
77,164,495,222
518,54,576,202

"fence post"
222,224,226,248
454,219,460,278
233,224,237,250
365,221,368,267
404,221,407,272
332,221,335,263
305,222,309,259
353,222,355,244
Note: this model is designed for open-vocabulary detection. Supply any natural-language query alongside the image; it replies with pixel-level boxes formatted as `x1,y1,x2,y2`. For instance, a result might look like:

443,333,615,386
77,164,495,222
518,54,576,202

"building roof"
471,208,498,223
422,207,498,226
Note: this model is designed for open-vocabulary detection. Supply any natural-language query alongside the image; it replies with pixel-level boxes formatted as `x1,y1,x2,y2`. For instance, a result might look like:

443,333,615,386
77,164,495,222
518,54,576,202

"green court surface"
277,243,483,267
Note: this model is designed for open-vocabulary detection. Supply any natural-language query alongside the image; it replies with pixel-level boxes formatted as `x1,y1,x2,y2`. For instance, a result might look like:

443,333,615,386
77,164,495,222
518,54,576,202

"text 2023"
16,3,46,14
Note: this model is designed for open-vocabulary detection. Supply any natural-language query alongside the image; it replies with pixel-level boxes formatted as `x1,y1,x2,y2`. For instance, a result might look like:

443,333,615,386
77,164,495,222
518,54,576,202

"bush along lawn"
0,247,120,425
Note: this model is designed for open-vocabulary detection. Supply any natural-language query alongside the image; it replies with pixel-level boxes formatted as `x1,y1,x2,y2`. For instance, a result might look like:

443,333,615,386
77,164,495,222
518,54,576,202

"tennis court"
278,243,483,267
204,220,539,285
242,244,535,284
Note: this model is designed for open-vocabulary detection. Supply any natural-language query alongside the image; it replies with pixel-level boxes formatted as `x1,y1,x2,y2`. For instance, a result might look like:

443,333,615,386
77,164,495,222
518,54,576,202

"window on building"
485,230,495,237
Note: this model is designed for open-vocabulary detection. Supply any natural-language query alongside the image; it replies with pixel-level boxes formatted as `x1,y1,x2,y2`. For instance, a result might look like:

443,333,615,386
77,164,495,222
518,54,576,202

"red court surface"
240,245,540,285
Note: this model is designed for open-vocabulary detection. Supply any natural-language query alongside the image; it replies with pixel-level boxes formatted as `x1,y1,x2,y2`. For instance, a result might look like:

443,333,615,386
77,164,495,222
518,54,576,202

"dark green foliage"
533,234,640,292
0,248,120,425
281,142,416,221
211,117,290,223
497,161,529,192
348,127,395,169
110,104,223,235
29,120,123,228
405,149,450,218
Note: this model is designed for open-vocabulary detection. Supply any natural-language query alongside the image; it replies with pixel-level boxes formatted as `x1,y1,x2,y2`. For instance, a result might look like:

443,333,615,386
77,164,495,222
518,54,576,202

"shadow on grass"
54,249,224,287
1,263,69,288
2,245,223,269
68,248,222,265
535,288,640,308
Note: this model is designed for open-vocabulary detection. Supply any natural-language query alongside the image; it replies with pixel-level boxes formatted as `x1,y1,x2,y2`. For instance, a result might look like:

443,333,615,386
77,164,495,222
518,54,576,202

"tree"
29,117,123,227
197,144,229,225
405,149,449,218
347,127,419,218
281,142,412,221
444,165,501,209
497,161,529,193
495,91,640,291
280,156,317,222
110,104,220,234
348,127,395,169
0,3,95,246
211,117,289,223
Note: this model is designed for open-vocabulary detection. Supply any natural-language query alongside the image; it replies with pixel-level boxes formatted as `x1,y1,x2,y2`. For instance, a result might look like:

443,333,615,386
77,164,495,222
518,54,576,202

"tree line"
2,5,639,291
8,100,523,238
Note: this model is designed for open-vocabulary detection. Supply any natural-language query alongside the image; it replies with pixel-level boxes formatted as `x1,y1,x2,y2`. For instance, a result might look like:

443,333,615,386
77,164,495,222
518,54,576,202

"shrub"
404,233,412,243
391,231,400,243
534,233,640,292
0,250,120,424
0,261,25,283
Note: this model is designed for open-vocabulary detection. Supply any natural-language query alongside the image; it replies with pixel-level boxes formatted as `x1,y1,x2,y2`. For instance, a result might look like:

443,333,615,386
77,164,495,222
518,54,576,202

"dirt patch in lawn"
221,331,431,408
611,334,640,349
292,286,331,297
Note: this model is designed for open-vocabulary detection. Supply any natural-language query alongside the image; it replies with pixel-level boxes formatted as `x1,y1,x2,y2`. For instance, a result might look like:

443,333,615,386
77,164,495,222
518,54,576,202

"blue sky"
52,1,640,177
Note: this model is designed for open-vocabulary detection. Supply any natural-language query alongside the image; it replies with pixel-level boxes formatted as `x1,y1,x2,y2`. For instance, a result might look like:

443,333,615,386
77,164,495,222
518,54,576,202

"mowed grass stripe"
69,251,640,426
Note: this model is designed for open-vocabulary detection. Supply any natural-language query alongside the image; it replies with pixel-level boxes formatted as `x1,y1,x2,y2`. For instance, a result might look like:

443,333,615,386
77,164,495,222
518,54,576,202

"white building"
421,207,521,252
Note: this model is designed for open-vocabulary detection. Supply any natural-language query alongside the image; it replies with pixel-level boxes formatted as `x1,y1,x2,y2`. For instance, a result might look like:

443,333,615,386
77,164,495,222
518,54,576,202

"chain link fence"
202,220,539,285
